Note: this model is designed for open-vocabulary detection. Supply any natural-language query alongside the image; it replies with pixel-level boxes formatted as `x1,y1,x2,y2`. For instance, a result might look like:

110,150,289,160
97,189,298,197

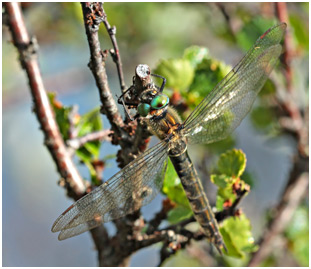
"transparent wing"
182,23,286,145
52,140,169,240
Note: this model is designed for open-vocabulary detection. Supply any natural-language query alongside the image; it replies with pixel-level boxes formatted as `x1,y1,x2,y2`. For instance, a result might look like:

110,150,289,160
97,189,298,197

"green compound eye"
150,94,169,110
137,103,151,117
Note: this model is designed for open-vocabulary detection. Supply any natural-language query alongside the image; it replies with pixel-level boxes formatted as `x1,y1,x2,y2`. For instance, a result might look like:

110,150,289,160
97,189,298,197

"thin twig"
275,2,308,156
215,187,249,222
101,6,127,92
276,2,293,93
68,105,79,140
4,2,86,197
158,229,206,266
146,199,176,234
248,172,308,266
67,129,113,150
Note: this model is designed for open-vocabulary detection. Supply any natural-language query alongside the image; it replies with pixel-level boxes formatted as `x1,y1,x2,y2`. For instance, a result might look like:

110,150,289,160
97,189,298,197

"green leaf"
258,79,276,96
236,17,279,51
216,187,236,211
216,195,225,211
250,106,276,129
83,141,101,158
211,174,233,189
162,249,202,267
153,58,195,91
162,160,191,209
77,108,102,137
167,205,193,224
289,14,309,51
284,205,309,266
220,214,258,258
75,108,102,160
76,147,92,163
84,160,98,180
206,136,236,154
47,92,72,141
187,57,231,110
217,149,246,178
183,46,209,68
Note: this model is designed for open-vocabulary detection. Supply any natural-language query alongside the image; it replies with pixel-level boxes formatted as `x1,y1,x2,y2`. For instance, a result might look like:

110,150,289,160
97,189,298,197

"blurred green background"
2,2,308,267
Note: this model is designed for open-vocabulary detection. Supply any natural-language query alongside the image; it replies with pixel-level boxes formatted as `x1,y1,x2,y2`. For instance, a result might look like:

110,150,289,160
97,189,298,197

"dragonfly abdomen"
168,141,225,253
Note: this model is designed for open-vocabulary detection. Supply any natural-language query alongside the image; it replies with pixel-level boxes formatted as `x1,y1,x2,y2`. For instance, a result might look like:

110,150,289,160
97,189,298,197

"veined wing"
52,140,169,240
182,23,286,145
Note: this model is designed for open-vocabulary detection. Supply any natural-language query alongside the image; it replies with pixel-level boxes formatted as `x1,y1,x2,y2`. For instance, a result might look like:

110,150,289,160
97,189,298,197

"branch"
67,129,112,150
158,229,206,266
4,2,86,198
101,6,126,92
80,3,125,137
68,105,79,140
276,2,294,93
275,2,308,156
80,3,147,168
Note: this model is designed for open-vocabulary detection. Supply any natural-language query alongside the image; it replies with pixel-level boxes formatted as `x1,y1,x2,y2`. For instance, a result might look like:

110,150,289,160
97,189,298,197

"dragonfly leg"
117,85,135,105
117,95,135,121
151,73,166,92
117,85,140,121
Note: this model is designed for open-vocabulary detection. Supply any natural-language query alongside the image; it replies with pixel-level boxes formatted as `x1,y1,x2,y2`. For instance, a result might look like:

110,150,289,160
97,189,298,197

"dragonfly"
52,23,286,253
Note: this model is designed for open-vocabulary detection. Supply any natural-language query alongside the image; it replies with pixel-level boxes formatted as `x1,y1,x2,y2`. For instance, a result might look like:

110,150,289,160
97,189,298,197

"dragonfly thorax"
142,105,183,141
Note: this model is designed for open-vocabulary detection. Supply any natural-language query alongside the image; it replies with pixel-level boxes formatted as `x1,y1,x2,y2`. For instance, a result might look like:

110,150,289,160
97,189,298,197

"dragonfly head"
137,93,169,117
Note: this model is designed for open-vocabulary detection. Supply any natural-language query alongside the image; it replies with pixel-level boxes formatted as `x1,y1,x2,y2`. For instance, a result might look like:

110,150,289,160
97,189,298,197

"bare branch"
4,2,86,197
275,2,308,156
80,3,125,135
276,2,294,93
68,105,79,140
101,6,127,92
67,129,113,150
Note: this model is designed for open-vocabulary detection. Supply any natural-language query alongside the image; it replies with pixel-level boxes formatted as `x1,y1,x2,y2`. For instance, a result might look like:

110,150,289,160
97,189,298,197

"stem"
101,6,127,92
215,188,249,222
4,2,85,197
67,129,113,150
275,2,307,156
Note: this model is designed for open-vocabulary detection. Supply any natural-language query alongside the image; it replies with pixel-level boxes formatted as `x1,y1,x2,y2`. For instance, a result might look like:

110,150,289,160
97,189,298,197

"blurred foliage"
260,204,309,267
153,58,195,92
48,92,102,184
48,92,72,141
162,247,203,267
235,17,280,51
284,205,309,266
